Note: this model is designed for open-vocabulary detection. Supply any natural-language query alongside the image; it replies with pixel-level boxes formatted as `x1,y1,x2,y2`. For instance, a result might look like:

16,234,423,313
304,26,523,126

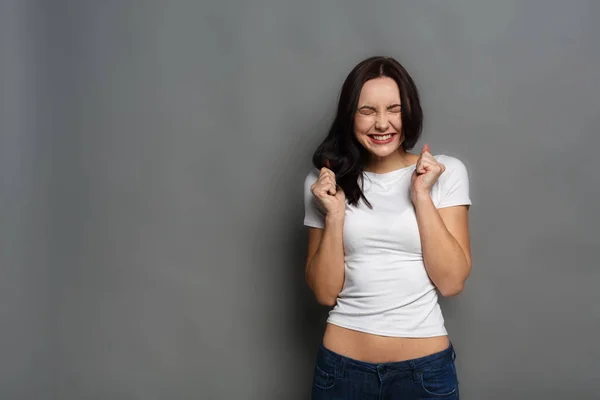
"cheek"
391,115,403,130
353,117,372,135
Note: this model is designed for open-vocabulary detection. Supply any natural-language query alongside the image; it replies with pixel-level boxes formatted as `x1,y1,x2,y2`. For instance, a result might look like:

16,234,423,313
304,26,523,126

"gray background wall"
1,0,599,399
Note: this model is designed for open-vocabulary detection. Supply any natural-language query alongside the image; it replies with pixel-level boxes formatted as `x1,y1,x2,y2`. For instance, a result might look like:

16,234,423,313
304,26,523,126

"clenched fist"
410,143,446,203
310,164,346,220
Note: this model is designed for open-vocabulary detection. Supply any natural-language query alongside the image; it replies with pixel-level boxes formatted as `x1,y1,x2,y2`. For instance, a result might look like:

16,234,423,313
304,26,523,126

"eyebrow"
358,103,402,110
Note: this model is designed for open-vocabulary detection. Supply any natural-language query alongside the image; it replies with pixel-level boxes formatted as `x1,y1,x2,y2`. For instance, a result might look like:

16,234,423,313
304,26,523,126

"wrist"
325,212,345,224
411,190,433,205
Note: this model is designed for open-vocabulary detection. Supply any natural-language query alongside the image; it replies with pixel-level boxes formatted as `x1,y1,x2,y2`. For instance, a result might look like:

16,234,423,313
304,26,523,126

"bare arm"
305,216,345,306
413,195,472,297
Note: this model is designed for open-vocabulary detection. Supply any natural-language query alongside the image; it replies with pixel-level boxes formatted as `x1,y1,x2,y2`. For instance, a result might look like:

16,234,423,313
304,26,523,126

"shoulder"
304,168,320,185
434,154,470,185
434,154,467,171
304,168,321,192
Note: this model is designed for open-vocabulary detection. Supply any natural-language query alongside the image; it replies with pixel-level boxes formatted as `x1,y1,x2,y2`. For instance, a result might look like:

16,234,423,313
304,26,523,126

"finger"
421,143,430,155
416,148,425,165
324,172,336,182
315,179,336,194
417,159,436,174
324,160,331,169
326,182,336,196
420,159,445,174
415,160,425,174
319,167,335,179
415,154,423,170
312,186,326,199
315,185,330,198
419,159,436,170
320,182,336,194
312,180,326,193
318,175,336,187
421,152,436,163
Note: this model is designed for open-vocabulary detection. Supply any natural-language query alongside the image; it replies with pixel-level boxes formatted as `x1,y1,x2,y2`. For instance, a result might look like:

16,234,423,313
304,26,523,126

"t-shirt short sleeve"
304,169,326,228
435,155,472,209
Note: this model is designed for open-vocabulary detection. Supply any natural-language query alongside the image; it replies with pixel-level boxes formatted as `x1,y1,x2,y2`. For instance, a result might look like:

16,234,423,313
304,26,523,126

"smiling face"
354,76,404,159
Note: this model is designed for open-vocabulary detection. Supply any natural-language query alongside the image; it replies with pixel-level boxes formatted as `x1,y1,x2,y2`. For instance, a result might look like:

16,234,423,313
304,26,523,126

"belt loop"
412,369,422,382
337,356,346,380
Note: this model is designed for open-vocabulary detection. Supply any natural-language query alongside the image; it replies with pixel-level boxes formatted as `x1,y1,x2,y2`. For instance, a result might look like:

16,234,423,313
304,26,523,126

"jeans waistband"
318,341,456,374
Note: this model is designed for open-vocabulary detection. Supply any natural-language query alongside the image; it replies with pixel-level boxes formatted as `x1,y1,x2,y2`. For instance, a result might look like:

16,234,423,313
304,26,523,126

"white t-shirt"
303,154,472,337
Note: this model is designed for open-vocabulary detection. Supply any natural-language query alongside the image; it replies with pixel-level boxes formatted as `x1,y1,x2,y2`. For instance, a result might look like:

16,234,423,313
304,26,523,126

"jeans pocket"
419,361,458,397
312,359,336,390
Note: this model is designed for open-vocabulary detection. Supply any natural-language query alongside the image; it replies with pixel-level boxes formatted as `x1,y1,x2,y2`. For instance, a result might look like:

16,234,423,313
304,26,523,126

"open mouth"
368,133,397,144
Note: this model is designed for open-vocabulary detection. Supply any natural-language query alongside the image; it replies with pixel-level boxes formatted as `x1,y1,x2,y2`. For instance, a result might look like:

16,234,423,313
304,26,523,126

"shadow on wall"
247,105,334,397
281,118,332,394
288,222,330,351
285,123,332,375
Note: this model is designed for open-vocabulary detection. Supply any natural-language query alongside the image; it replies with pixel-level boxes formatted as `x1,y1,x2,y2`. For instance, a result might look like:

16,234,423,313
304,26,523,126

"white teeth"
372,134,392,140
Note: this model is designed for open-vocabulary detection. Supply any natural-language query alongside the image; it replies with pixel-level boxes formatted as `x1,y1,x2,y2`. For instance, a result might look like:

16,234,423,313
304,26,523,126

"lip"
368,133,397,145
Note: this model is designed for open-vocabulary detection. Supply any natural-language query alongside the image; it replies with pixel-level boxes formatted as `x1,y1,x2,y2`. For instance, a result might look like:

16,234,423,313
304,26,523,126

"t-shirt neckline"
362,163,416,181
362,154,443,181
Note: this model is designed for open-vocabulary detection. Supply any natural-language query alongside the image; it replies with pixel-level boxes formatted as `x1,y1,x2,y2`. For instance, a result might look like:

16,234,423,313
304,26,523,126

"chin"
369,148,399,158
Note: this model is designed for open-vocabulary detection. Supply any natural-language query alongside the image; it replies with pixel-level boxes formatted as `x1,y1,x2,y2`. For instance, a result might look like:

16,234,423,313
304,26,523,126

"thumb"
421,143,430,154
324,159,331,169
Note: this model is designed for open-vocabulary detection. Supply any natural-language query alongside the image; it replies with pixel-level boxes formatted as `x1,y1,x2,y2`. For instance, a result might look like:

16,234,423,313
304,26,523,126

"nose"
374,113,390,131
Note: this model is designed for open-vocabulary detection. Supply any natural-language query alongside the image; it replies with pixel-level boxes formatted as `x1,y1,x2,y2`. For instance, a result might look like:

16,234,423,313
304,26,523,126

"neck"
364,148,418,174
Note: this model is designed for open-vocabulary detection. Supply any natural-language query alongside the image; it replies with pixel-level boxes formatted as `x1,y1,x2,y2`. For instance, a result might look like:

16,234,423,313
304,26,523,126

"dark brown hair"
312,56,423,207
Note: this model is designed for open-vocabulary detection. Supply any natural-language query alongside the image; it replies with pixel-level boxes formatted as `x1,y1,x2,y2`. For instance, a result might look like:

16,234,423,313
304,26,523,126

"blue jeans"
311,342,459,399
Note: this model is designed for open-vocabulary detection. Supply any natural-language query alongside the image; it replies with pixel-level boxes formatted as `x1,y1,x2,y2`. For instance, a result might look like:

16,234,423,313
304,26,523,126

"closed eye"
388,104,401,113
358,106,376,115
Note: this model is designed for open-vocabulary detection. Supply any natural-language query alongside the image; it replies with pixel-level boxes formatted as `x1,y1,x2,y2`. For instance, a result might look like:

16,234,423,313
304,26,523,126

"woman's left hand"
410,144,445,203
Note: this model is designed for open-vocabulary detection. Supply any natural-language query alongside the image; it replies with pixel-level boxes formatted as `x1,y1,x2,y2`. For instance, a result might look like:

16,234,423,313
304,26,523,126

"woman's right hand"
310,167,346,220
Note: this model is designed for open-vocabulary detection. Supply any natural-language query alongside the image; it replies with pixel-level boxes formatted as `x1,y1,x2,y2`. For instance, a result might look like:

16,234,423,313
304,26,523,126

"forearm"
306,216,345,306
413,194,470,296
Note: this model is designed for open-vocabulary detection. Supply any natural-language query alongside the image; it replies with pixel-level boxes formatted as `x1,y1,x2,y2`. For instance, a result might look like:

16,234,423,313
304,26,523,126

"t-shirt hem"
326,318,448,338
436,200,472,209
304,218,324,228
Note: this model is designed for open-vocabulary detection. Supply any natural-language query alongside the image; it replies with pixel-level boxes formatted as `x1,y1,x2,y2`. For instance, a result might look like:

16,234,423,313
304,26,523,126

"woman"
303,56,472,399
